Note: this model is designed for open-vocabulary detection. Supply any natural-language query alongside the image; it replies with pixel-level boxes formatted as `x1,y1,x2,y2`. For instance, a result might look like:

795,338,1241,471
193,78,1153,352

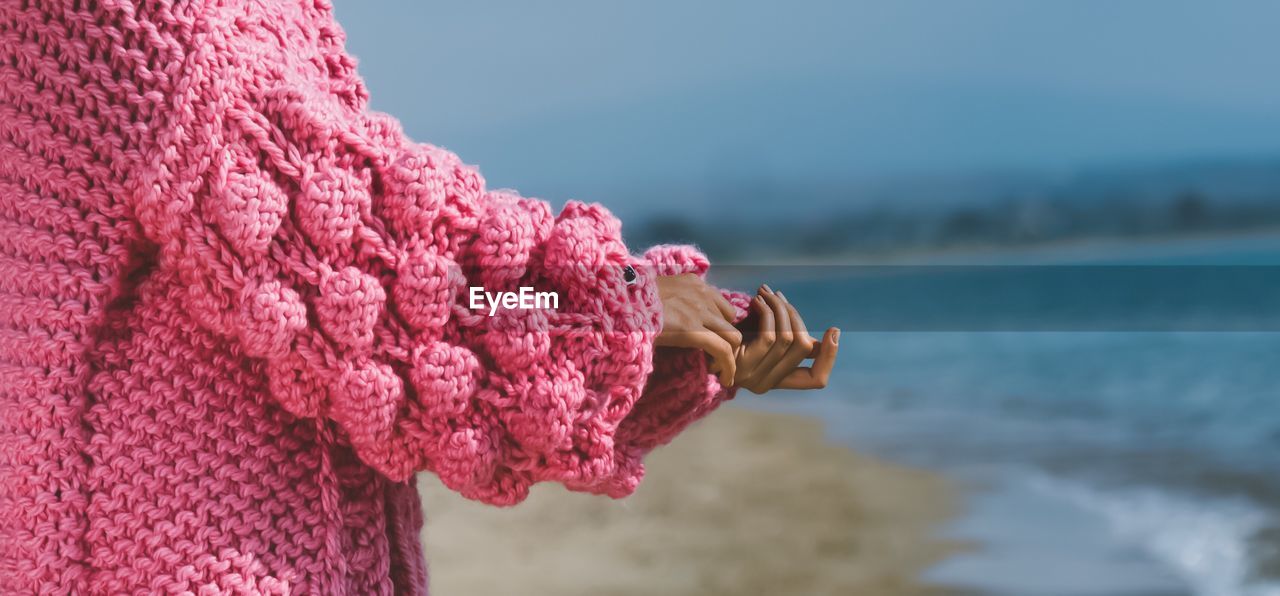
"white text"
469,286,559,316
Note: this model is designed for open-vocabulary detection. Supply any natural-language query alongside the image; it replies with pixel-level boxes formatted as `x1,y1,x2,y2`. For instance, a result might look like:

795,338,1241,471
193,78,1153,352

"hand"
655,274,742,386
734,285,839,394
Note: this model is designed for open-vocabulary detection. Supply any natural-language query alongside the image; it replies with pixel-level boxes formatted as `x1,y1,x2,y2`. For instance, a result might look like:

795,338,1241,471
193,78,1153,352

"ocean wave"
1029,475,1280,596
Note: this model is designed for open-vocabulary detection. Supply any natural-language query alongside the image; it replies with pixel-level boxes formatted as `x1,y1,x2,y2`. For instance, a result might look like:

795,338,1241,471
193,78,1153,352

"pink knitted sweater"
0,1,747,593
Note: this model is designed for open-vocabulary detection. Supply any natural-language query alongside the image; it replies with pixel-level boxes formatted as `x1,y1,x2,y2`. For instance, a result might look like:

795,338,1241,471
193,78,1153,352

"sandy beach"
418,406,961,596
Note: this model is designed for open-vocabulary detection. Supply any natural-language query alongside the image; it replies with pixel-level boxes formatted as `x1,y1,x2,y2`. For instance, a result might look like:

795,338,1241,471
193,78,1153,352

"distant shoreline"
707,227,1280,287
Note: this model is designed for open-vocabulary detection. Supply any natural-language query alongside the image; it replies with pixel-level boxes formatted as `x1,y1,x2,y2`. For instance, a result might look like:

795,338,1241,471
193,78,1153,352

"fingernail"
761,284,773,294
832,329,840,345
776,290,787,301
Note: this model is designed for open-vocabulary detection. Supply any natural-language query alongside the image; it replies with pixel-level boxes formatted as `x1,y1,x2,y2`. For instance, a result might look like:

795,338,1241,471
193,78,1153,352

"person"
0,1,839,593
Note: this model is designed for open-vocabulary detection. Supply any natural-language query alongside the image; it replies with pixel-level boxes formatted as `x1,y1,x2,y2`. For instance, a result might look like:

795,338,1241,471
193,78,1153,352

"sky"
331,1,1280,217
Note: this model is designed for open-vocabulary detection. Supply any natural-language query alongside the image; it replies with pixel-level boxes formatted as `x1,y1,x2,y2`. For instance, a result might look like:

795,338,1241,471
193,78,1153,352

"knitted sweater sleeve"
119,1,744,505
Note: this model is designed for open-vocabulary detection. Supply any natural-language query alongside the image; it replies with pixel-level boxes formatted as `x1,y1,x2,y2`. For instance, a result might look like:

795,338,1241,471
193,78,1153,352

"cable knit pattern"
0,1,744,594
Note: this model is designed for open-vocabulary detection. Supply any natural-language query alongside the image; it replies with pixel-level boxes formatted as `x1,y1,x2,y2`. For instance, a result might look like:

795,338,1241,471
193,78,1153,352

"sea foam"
1030,475,1280,596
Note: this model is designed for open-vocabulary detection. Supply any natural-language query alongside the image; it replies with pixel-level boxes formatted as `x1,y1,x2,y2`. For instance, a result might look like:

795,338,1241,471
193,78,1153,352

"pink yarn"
0,1,745,594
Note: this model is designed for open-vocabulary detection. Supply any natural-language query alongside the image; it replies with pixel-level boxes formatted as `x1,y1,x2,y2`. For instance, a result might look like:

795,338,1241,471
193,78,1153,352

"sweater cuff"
599,245,749,497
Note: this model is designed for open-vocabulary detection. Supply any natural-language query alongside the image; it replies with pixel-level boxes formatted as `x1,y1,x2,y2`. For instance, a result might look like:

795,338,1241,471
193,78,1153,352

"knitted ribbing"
0,1,743,593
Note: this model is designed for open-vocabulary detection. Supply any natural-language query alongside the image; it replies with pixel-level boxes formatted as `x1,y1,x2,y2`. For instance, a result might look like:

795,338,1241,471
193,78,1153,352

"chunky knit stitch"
0,1,746,593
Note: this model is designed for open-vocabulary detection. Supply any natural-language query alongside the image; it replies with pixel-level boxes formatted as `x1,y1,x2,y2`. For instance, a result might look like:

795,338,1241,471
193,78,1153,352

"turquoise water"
726,233,1280,595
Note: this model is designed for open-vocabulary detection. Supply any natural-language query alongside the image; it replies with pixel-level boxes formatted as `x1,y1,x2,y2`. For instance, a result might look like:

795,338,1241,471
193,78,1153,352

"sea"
716,232,1280,596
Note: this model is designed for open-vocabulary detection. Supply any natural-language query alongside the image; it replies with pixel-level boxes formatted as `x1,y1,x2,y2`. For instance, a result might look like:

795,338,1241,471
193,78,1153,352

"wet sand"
419,406,962,596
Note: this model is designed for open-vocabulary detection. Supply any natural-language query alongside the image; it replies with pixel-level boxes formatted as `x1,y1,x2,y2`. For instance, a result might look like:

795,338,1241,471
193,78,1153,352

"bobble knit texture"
0,1,747,594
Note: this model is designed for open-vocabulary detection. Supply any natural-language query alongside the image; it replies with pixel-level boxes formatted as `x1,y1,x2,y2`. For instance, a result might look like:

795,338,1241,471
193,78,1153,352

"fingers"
704,315,743,351
779,327,840,390
731,285,838,394
758,291,815,389
811,326,840,378
754,293,776,344
703,299,742,387
692,331,736,387
734,294,775,385
780,290,810,351
754,286,793,377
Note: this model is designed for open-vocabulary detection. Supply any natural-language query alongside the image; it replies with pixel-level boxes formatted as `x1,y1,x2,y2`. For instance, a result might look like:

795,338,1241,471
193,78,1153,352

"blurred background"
334,2,1280,595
